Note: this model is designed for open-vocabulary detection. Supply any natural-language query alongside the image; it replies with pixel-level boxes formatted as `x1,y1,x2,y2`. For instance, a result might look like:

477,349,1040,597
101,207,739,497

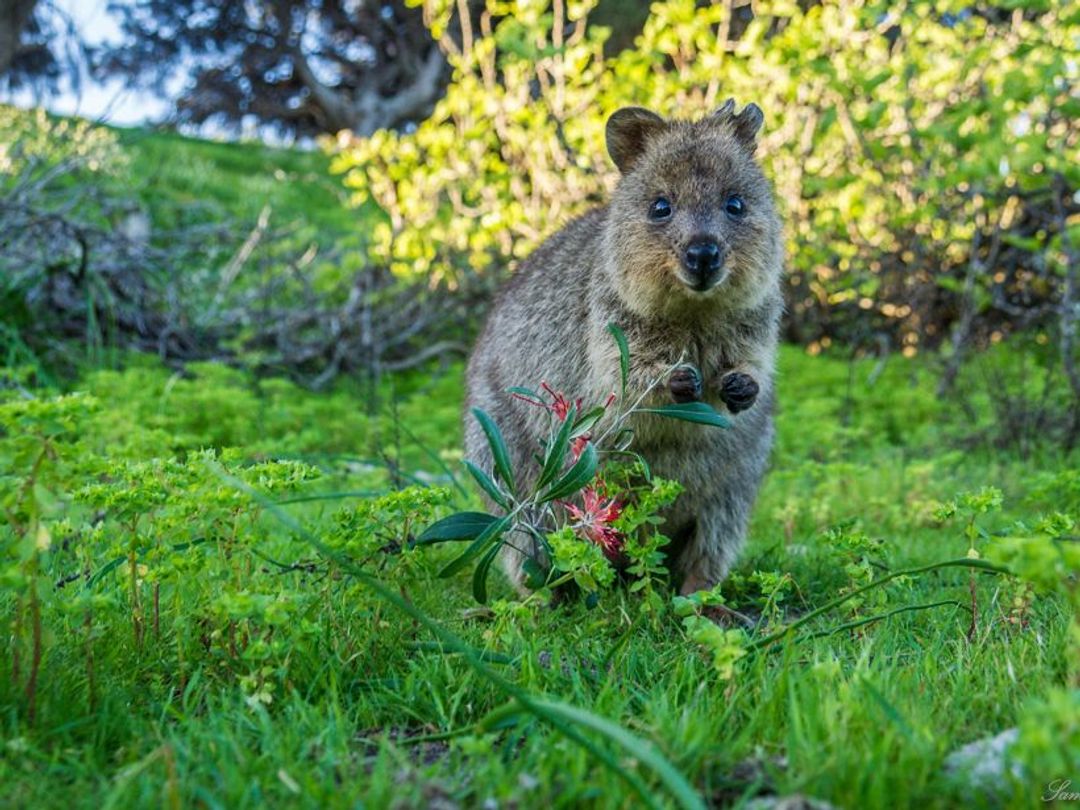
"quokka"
465,101,784,595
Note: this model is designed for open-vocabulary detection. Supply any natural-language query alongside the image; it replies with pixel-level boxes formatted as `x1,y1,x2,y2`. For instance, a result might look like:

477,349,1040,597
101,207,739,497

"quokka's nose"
683,239,724,282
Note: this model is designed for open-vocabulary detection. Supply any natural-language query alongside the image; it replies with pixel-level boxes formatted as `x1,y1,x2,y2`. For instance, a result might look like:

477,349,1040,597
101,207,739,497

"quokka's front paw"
668,365,703,403
720,371,759,413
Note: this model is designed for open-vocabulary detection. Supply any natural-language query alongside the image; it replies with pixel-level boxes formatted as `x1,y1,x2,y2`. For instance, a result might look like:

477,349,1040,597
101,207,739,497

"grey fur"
465,104,784,595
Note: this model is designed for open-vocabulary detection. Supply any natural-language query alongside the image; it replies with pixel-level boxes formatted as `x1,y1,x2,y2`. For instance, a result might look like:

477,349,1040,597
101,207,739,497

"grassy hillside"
110,127,361,236
1,122,1076,809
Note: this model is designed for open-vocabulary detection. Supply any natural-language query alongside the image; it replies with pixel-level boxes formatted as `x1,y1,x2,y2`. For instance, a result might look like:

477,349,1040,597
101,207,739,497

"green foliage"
1012,687,1080,790
0,341,1077,808
0,105,413,385
681,616,748,680
334,0,1077,349
0,106,123,179
547,525,616,591
0,105,352,245
334,0,613,281
5,30,1079,800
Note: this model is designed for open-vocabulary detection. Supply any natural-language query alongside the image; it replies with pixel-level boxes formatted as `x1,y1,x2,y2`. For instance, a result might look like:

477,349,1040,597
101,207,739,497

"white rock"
943,727,1022,795
744,796,839,810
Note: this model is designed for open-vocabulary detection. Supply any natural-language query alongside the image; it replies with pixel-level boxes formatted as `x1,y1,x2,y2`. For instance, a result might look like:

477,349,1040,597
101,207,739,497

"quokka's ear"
606,107,667,174
733,102,764,148
711,98,737,119
710,99,765,152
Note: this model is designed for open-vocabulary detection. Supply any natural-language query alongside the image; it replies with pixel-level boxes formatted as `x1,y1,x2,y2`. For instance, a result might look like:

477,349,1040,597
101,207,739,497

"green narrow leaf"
607,322,630,399
438,516,511,579
630,451,651,482
861,678,916,742
406,641,513,665
464,460,509,509
477,700,530,733
413,512,499,547
472,542,503,604
506,386,543,402
571,405,606,438
612,427,635,451
472,408,516,493
522,557,550,591
541,442,598,502
637,401,731,428
537,405,577,490
523,524,554,558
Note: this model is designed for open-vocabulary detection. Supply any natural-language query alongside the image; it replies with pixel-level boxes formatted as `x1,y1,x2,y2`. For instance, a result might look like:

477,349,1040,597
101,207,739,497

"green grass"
1,345,1074,809
110,126,363,236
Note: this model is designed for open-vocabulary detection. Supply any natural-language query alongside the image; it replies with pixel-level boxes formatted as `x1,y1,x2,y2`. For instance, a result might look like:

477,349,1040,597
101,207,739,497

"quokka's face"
603,103,782,317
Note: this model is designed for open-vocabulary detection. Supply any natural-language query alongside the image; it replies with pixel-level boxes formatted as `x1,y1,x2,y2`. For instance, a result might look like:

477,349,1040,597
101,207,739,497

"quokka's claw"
669,365,703,403
720,371,759,413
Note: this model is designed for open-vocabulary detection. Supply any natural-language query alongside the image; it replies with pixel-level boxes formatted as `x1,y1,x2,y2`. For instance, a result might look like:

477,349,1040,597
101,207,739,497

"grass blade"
532,699,705,810
746,558,1012,654
793,599,968,645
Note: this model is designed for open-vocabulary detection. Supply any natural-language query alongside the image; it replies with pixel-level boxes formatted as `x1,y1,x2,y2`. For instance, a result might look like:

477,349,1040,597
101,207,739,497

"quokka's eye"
725,195,746,218
648,197,673,222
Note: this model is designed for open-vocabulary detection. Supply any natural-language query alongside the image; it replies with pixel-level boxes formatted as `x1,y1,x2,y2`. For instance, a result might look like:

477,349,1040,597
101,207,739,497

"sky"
4,0,170,126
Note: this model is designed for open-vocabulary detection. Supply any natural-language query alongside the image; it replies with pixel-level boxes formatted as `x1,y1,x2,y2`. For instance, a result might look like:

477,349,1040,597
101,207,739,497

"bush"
0,105,475,385
0,106,234,370
334,0,1078,358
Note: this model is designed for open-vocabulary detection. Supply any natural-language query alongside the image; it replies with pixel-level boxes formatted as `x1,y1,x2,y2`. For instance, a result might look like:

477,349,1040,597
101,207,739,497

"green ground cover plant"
1,343,1075,808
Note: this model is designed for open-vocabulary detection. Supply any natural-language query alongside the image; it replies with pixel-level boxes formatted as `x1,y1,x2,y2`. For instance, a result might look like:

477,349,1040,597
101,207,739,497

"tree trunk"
350,46,446,137
292,40,446,136
0,0,39,77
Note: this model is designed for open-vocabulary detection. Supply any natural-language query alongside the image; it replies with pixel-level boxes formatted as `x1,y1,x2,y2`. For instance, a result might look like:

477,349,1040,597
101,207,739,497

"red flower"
564,486,625,558
510,382,617,461
570,434,591,460
541,382,582,422
511,381,582,422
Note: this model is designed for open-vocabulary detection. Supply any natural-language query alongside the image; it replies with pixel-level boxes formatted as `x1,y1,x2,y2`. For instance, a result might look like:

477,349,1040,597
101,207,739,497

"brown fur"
465,102,784,594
